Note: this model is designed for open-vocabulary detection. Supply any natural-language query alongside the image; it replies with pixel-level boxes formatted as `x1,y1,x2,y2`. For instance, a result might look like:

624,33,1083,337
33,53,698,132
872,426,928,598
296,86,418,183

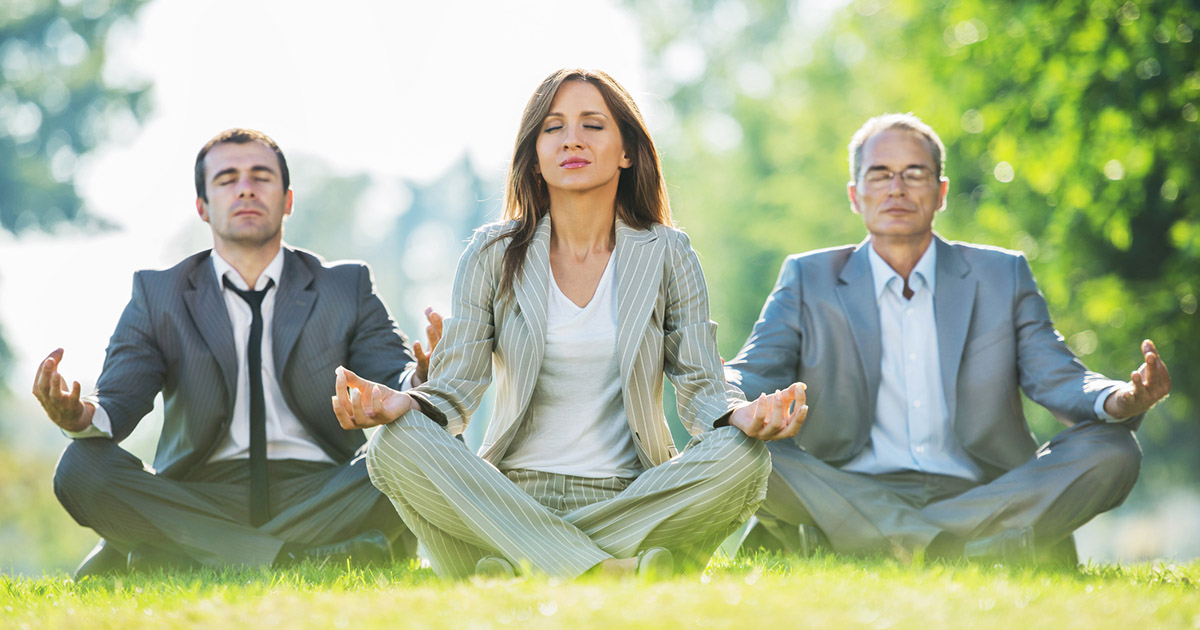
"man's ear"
847,182,862,215
936,177,949,212
284,188,294,216
196,198,209,222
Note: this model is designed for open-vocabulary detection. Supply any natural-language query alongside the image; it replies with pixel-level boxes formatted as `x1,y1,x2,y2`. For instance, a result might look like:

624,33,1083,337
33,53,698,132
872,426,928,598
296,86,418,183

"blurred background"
1,0,1196,575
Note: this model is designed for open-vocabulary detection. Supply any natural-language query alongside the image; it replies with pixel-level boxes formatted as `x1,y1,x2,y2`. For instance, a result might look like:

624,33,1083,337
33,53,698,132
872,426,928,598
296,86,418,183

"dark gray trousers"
53,438,410,567
757,421,1142,554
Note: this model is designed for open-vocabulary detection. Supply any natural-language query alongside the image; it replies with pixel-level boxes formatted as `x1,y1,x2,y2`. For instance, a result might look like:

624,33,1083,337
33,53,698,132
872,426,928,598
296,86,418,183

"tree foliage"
0,0,151,235
0,0,151,383
630,0,1198,482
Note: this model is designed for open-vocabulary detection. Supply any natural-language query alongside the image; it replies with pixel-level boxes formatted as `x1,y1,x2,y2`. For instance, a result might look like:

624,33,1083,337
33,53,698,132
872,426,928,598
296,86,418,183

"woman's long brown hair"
490,68,672,299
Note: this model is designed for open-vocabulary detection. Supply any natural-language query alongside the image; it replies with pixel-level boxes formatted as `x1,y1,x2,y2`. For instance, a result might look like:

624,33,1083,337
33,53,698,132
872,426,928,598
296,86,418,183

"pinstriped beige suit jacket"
407,216,745,470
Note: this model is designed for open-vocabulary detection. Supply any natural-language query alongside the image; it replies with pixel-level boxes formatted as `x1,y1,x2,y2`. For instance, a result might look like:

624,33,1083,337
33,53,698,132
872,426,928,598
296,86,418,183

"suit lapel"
614,220,663,390
272,248,316,379
182,254,238,404
480,217,551,461
835,240,882,403
513,216,551,366
933,236,976,422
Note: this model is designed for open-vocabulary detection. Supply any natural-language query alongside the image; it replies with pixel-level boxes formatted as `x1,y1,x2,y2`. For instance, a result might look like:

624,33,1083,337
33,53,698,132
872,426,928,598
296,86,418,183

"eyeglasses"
861,166,937,189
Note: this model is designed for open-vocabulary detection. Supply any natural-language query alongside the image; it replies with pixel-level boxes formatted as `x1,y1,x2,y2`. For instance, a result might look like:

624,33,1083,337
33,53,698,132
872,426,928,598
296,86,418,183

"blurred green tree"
631,0,1198,482
0,0,152,384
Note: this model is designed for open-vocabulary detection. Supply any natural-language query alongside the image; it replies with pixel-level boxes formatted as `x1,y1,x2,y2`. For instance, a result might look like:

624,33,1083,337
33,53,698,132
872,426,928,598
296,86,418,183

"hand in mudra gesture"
331,366,417,429
729,382,807,441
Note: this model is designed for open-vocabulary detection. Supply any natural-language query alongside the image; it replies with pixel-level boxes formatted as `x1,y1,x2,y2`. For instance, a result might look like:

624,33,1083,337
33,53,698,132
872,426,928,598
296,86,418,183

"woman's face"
535,80,631,198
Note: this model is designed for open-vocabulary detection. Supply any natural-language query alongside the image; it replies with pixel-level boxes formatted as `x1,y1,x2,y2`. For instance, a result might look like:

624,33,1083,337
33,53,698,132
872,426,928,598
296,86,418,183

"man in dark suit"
725,113,1171,562
33,128,436,577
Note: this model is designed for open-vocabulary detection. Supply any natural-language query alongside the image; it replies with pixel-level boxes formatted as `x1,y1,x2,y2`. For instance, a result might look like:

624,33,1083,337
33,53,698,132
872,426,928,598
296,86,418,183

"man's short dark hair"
194,128,290,202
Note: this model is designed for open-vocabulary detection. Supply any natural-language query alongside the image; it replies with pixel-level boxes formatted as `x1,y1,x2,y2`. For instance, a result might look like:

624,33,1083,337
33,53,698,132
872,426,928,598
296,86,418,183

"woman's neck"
547,193,617,259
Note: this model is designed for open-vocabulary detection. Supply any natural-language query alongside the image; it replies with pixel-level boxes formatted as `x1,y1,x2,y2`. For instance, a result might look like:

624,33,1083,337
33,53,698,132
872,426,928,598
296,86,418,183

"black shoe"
126,546,199,574
73,539,128,580
303,530,393,567
964,526,1036,564
797,524,830,558
736,518,789,556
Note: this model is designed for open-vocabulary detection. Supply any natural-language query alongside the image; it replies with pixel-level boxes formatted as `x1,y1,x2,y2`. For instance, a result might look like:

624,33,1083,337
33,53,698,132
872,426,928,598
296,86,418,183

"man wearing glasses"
725,113,1171,562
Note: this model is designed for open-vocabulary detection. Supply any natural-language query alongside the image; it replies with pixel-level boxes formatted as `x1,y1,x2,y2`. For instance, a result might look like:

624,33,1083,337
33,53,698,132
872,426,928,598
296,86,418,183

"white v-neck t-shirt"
499,252,643,478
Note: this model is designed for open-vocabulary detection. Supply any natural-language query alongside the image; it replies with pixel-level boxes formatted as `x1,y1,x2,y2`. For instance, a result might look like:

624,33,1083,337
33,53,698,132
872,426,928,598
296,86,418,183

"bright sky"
0,0,648,450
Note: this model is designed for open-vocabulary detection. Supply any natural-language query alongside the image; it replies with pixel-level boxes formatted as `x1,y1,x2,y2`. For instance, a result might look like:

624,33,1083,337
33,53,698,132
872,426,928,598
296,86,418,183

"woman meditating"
331,68,806,579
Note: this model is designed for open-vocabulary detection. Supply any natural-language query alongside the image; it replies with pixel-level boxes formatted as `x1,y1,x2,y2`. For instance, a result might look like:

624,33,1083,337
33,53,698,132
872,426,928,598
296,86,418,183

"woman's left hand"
411,307,444,387
332,365,417,429
729,382,807,441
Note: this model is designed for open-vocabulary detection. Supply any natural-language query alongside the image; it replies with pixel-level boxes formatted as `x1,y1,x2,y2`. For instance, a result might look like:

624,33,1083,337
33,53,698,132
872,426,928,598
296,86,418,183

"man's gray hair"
848,112,946,182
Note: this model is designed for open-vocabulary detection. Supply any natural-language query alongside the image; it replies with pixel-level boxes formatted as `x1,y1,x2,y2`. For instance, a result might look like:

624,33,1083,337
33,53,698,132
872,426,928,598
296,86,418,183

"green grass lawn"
3,556,1197,629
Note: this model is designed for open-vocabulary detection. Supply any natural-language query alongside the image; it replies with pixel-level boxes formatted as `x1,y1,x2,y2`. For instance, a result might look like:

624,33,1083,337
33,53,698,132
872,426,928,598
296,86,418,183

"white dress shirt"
842,242,986,481
203,250,333,463
74,250,337,463
840,242,1120,481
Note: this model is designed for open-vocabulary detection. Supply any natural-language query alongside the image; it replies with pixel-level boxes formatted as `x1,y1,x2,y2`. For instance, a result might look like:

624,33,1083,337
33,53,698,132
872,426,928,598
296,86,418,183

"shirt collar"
867,239,938,300
211,247,285,292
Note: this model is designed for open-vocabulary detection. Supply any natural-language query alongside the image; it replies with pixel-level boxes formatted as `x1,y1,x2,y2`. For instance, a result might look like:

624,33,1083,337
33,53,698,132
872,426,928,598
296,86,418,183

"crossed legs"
756,421,1141,556
366,410,771,579
54,439,411,567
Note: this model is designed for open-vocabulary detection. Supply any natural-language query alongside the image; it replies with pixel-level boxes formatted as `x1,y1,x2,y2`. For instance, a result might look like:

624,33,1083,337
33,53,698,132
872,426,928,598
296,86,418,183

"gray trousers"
366,411,771,579
757,421,1141,554
53,439,410,566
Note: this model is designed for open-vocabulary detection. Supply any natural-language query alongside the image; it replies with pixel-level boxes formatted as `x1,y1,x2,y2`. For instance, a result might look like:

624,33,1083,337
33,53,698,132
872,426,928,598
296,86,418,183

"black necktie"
223,276,275,527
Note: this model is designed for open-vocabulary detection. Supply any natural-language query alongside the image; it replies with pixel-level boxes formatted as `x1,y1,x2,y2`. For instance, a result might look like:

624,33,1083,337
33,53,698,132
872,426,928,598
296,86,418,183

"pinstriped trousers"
366,411,771,579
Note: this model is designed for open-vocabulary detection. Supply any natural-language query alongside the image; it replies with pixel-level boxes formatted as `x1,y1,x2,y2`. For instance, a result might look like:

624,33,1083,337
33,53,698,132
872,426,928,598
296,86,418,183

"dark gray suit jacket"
725,235,1136,480
95,246,414,479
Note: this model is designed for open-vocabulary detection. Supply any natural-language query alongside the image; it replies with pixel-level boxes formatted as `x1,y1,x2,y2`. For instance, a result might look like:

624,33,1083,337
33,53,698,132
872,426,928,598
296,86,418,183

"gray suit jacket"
725,235,1135,480
95,246,414,479
408,217,744,470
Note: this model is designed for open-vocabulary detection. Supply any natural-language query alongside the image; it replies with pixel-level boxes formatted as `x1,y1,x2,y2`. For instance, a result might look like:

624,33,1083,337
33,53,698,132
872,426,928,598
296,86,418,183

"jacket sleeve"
405,229,500,435
1011,254,1138,428
724,256,804,400
94,271,168,443
346,263,414,390
662,229,746,434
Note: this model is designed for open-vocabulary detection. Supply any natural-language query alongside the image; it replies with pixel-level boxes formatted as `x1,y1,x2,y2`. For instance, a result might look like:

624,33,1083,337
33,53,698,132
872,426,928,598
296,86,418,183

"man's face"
196,141,292,250
848,129,948,241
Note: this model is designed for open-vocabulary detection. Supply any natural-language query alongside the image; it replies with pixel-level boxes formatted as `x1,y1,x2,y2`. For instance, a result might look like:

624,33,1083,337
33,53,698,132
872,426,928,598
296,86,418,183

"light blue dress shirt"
842,242,986,481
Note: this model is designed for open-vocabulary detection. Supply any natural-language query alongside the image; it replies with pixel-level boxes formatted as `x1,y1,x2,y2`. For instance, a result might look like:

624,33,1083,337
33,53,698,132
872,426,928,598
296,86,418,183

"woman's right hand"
332,365,417,429
729,382,807,441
